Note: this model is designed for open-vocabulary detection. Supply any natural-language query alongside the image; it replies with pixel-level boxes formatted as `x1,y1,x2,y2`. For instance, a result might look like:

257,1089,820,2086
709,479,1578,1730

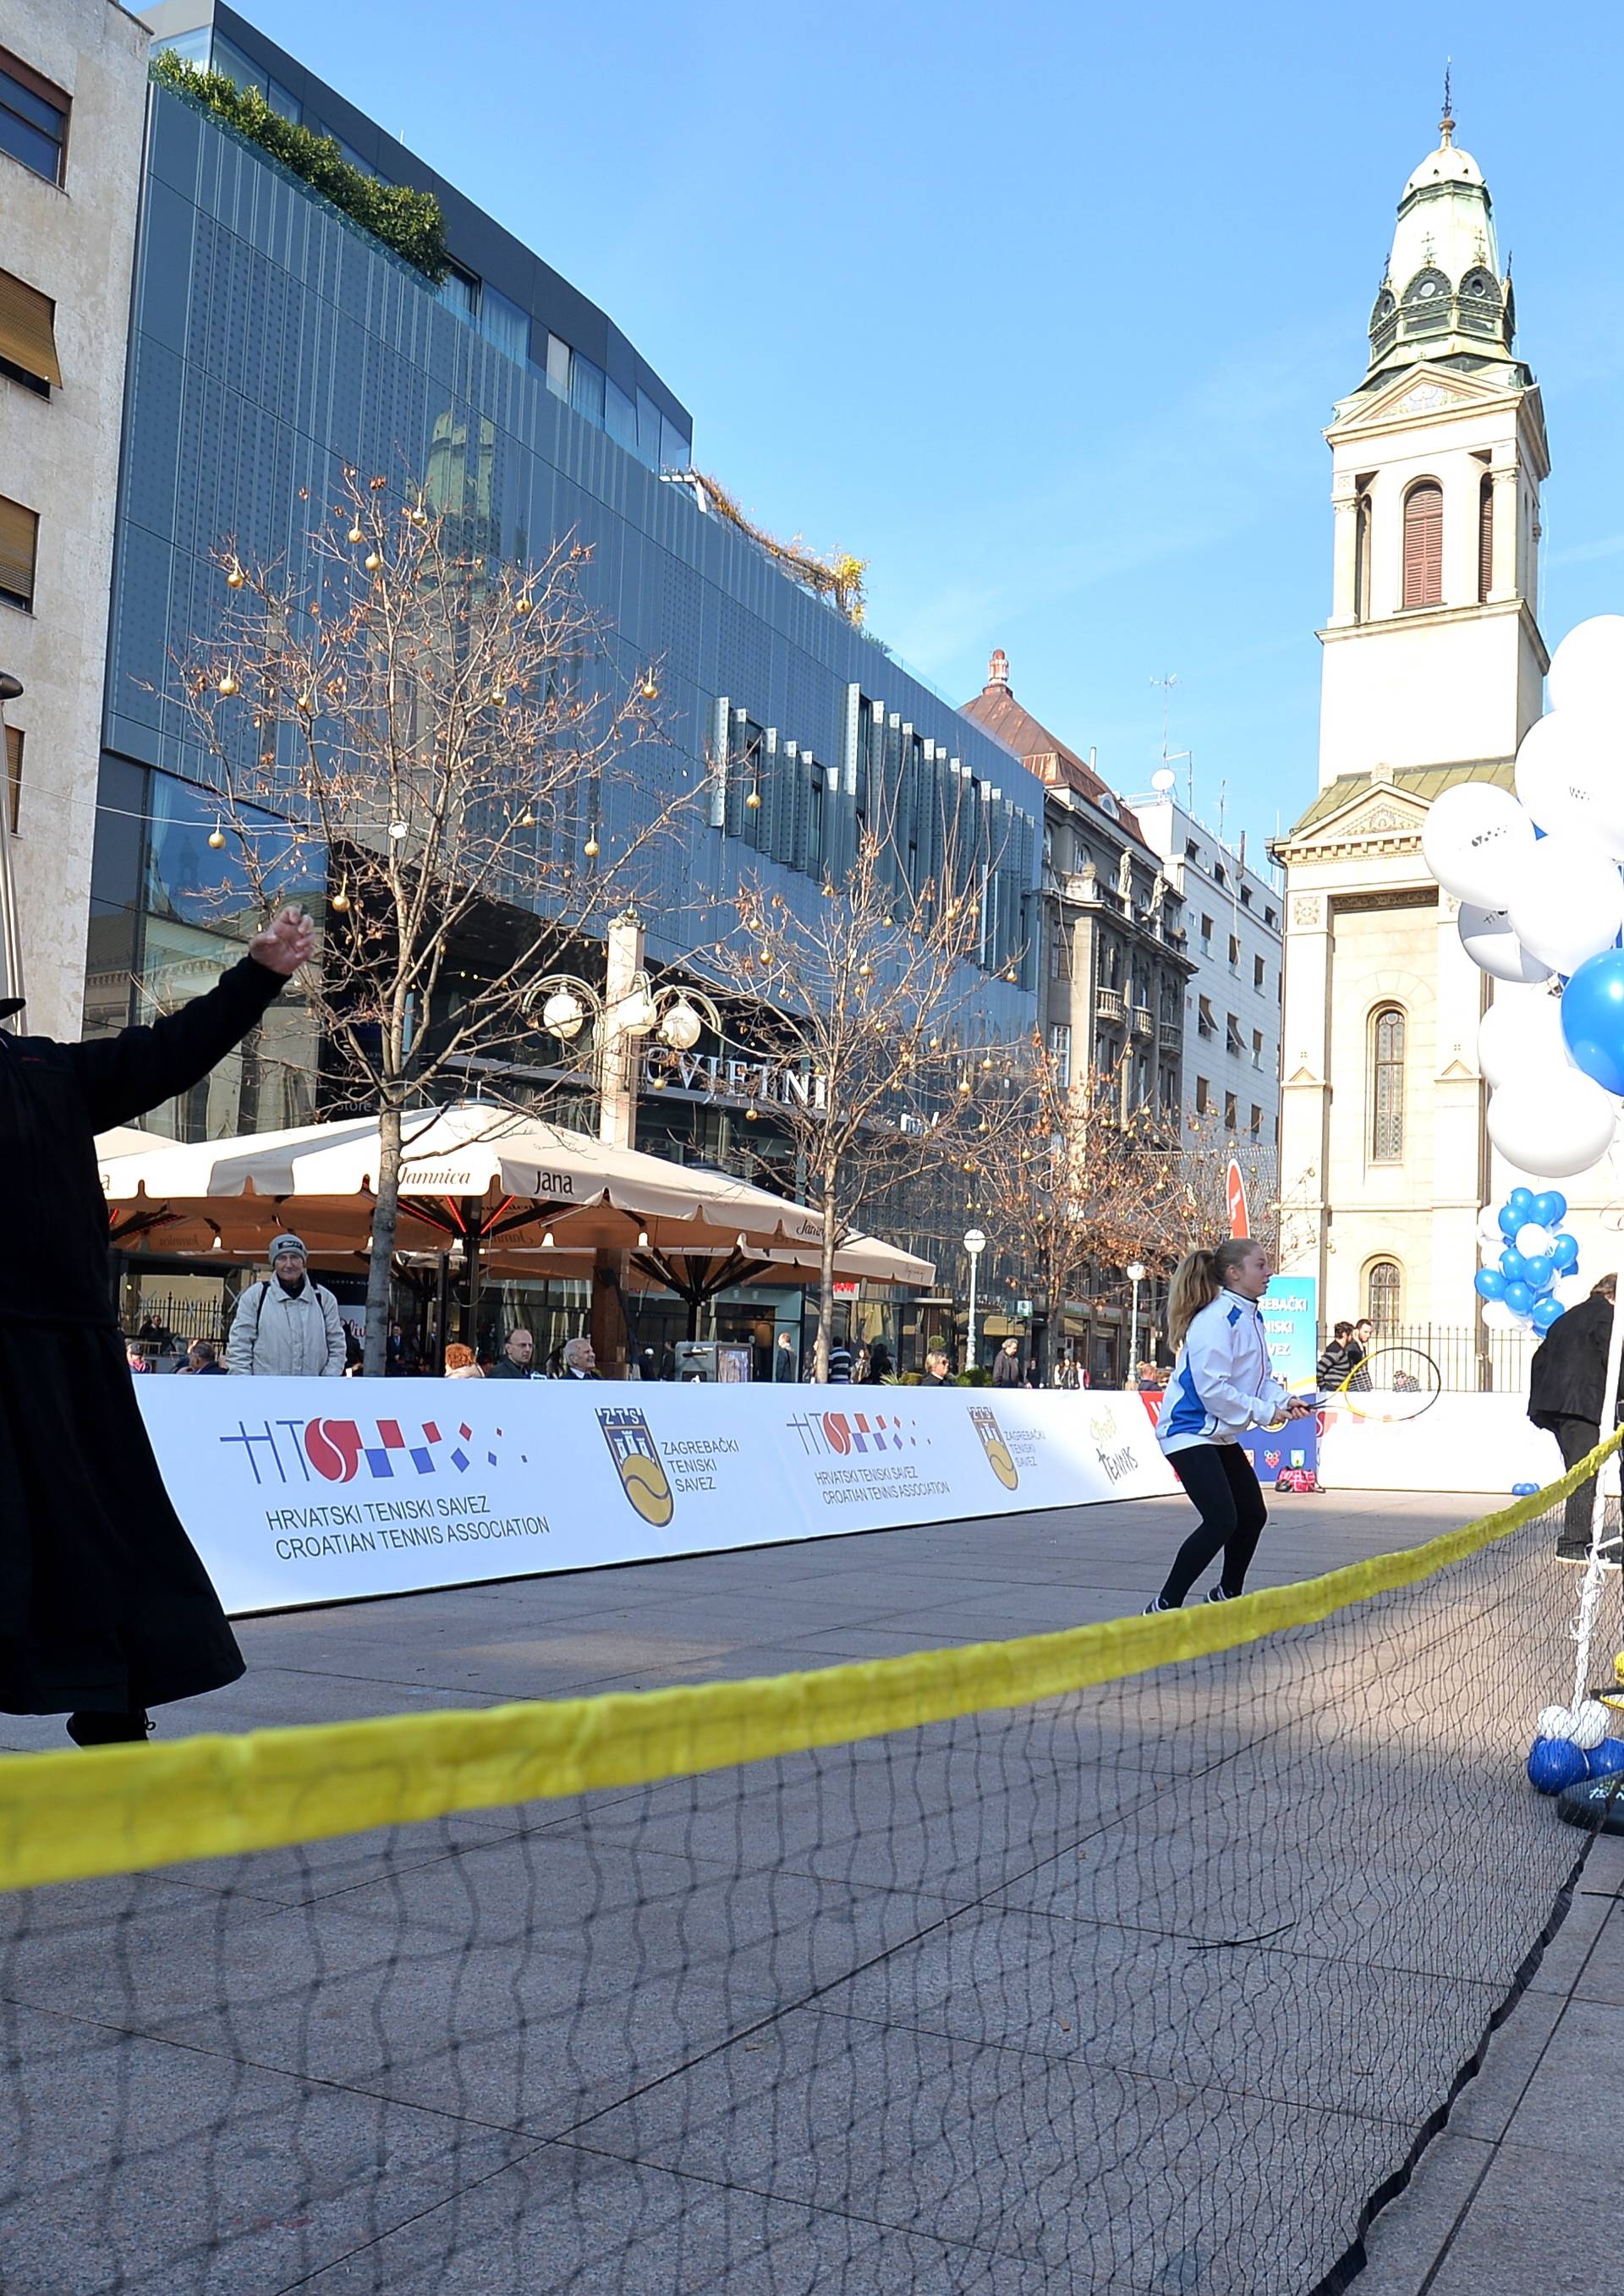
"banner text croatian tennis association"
134,1381,1179,1614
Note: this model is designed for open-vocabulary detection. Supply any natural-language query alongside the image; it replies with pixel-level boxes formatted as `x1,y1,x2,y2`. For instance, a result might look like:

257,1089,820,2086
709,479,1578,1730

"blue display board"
1261,1275,1319,1392
1237,1420,1319,1484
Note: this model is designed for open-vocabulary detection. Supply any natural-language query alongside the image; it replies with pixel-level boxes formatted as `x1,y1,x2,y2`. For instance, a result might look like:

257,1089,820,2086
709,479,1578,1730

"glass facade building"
93,3,1040,1351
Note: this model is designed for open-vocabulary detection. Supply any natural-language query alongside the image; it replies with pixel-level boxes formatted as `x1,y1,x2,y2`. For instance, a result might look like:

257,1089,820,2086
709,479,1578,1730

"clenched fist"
248,906,317,978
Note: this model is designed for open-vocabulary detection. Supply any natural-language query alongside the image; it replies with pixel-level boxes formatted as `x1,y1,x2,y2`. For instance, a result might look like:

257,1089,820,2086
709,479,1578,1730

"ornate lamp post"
524,908,723,1150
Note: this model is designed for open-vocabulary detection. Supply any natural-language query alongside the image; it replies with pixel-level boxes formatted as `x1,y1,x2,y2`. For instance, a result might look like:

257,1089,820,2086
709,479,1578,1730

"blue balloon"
1505,1280,1534,1317
1500,1249,1527,1282
1499,1205,1522,1239
1509,1186,1536,1217
1533,1296,1566,1332
1553,1234,1580,1272
1587,1738,1624,1780
1534,1191,1569,1229
1528,1736,1588,1794
1475,1267,1507,1301
1522,1253,1555,1291
1512,1482,1540,1496
1561,949,1624,1097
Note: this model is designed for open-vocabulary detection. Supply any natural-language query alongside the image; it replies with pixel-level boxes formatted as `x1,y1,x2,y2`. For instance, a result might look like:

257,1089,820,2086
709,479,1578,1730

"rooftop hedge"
151,50,449,284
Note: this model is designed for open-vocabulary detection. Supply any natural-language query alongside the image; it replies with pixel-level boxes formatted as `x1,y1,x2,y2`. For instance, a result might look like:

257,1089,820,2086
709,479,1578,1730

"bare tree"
171,469,702,1370
972,1049,1207,1378
696,821,1023,1379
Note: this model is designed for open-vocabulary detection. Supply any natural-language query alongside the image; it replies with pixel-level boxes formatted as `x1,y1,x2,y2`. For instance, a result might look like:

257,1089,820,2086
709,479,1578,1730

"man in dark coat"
1528,1274,1623,1559
0,906,314,1744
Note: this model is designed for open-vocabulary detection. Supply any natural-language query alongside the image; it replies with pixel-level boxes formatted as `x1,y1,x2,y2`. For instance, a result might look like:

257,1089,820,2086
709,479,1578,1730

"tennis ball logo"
969,1404,1019,1492
596,1406,674,1527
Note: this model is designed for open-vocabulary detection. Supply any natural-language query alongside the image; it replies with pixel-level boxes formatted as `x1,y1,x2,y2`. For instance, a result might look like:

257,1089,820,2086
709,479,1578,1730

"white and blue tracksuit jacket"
1157,1292,1288,1458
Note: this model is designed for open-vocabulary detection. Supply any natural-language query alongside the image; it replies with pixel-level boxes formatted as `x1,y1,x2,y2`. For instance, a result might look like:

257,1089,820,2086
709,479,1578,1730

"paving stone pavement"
0,1485,1604,2294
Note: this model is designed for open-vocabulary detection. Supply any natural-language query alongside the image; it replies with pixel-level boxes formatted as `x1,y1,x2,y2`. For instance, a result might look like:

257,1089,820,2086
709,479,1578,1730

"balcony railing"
1159,1021,1182,1049
1095,988,1125,1022
1131,1006,1154,1039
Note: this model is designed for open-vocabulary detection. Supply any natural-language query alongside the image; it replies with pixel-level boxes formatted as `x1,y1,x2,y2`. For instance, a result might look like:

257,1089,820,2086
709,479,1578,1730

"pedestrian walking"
1528,1274,1624,1559
992,1338,1023,1388
1144,1238,1313,1614
1345,1318,1374,1390
825,1337,853,1384
1317,1321,1356,1386
921,1348,953,1389
773,1331,798,1382
0,905,312,1744
225,1234,345,1378
864,1339,892,1383
487,1328,536,1381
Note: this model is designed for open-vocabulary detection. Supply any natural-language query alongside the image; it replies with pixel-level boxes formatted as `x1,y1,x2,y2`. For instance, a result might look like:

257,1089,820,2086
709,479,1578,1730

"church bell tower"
1315,92,1549,787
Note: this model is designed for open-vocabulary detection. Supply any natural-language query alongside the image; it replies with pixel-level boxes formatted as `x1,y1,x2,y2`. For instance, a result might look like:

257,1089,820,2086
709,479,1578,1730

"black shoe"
1556,1541,1592,1562
1143,1596,1175,1614
66,1709,153,1747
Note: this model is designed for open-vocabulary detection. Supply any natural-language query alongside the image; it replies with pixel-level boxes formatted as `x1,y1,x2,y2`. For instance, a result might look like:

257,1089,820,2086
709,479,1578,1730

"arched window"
1367,1259,1402,1331
1402,480,1443,609
1370,1005,1406,1161
1478,474,1494,602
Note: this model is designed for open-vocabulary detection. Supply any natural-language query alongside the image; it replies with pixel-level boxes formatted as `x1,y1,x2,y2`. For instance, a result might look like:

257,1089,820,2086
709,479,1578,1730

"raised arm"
66,909,315,1134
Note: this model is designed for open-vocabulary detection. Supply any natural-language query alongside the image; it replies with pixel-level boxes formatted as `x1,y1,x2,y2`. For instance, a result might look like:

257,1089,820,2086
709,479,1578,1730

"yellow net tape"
3,1430,1617,1893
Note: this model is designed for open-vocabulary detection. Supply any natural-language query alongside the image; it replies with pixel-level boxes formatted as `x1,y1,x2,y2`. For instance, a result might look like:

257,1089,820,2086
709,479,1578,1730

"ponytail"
1168,1238,1262,1347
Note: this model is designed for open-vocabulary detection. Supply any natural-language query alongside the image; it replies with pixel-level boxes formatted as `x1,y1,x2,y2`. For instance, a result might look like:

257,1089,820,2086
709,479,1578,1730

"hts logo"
785,1410,919,1459
220,1416,512,1487
968,1406,1018,1492
597,1406,674,1526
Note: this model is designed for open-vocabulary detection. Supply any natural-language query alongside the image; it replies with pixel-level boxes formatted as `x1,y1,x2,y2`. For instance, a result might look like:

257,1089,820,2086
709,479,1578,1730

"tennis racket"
1323,1345,1442,1422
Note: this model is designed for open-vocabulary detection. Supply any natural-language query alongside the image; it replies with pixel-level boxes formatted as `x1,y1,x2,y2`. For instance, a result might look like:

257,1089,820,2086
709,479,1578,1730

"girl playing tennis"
1144,1239,1313,1613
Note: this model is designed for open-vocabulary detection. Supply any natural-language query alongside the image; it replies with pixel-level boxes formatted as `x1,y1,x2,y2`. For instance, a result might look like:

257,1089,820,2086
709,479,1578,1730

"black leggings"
1160,1442,1268,1607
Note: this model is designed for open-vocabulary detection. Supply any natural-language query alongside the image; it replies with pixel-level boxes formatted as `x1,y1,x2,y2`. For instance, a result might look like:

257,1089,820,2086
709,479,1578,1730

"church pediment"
1330,362,1515,436
1277,777,1430,858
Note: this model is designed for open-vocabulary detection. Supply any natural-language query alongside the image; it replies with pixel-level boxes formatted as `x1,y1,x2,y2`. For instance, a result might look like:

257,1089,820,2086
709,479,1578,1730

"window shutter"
0,268,60,388
1402,481,1443,608
1478,476,1494,603
0,496,37,609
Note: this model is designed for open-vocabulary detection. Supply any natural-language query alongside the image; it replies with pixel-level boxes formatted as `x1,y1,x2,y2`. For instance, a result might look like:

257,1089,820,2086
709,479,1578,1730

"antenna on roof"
1440,58,1454,145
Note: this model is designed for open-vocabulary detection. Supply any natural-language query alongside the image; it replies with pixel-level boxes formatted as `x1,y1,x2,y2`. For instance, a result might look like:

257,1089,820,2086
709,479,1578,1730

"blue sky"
227,1,1624,850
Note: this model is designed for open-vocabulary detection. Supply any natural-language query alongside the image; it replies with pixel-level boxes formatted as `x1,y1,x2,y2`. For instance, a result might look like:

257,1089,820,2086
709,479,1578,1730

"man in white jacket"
226,1235,346,1378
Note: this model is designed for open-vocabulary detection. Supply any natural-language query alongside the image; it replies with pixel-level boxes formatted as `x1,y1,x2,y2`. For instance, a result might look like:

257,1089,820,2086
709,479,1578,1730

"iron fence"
1322,1322,1531,1394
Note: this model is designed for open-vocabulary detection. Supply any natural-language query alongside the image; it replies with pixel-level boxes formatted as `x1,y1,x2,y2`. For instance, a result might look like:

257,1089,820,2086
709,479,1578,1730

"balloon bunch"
1527,1700,1624,1795
1422,615,1624,1181
1473,1187,1579,1333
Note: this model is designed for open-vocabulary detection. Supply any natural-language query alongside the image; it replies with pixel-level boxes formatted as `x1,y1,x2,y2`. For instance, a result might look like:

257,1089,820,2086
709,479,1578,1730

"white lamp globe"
542,989,586,1042
658,998,703,1052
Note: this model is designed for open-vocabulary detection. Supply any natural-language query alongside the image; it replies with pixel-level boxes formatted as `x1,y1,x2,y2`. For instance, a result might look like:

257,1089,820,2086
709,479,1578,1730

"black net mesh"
0,1499,1614,2294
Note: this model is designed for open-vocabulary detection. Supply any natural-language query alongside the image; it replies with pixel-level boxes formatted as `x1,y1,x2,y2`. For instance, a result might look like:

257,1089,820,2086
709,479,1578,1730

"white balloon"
1554,1272,1592,1309
1480,1298,1523,1331
1457,901,1552,984
1506,834,1624,976
1478,989,1573,1088
1549,615,1624,715
1488,1069,1620,1177
1514,1222,1556,1258
1512,711,1624,856
1571,1700,1612,1751
1421,782,1537,909
1478,1206,1506,1247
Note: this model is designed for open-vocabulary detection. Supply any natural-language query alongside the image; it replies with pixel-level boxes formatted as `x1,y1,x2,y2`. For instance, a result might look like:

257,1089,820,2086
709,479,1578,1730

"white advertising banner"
1316,1394,1566,1495
134,1380,1182,1616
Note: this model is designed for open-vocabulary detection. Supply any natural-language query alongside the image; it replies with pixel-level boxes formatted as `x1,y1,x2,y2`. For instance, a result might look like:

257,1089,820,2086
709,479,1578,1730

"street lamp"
1127,1259,1147,1386
963,1226,986,1373
523,912,725,1148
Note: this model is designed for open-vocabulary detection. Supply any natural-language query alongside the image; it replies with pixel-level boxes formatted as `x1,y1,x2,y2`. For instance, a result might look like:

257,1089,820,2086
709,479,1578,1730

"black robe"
0,956,284,1714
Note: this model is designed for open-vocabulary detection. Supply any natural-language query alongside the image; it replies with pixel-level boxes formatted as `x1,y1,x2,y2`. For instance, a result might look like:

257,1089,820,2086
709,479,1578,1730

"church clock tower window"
1478,473,1494,602
1402,481,1444,608
1369,1005,1407,1160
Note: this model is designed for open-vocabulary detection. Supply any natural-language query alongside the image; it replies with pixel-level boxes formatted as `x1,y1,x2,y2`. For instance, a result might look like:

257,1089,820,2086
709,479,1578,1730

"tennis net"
0,1455,1618,2294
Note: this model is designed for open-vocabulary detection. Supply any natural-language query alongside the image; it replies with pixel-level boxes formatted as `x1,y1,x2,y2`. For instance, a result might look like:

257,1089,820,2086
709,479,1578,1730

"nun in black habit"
0,906,315,1744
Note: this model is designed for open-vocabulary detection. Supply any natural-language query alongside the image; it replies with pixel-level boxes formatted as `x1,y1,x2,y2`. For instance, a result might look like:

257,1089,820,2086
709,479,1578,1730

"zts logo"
597,1406,674,1526
969,1405,1019,1492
